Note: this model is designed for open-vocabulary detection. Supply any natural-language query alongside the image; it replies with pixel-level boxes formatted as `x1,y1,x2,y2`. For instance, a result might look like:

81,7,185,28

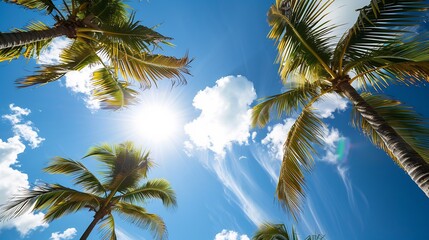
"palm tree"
253,223,324,240
0,142,176,240
1,0,191,109
252,0,429,219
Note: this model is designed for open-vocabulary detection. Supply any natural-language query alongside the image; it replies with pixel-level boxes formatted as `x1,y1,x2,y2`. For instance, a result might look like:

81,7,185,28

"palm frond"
3,0,57,14
268,0,336,81
0,184,99,221
44,157,106,194
348,37,429,88
115,179,176,207
44,198,99,222
91,67,138,110
0,21,53,62
87,0,129,25
351,93,429,168
98,214,117,240
114,202,166,240
253,223,294,240
77,13,170,54
107,50,191,88
252,81,322,128
17,40,99,87
333,0,428,72
305,235,325,240
277,107,326,219
84,142,154,192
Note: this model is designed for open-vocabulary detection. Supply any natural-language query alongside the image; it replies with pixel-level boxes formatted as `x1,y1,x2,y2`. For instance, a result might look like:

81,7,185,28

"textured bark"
80,212,104,240
0,25,74,50
338,80,429,197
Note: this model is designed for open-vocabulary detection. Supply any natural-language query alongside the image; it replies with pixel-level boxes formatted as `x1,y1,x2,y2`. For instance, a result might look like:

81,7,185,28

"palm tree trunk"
80,212,104,240
337,81,429,197
0,25,75,50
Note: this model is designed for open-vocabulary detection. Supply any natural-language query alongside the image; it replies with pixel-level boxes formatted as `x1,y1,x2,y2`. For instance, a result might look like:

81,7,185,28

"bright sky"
1,0,429,240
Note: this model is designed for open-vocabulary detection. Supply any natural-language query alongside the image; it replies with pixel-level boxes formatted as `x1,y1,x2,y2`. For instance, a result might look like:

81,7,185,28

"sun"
124,91,185,147
131,102,180,143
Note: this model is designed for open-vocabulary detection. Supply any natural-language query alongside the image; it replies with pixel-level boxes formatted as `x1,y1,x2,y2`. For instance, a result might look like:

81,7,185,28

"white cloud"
261,118,295,161
38,38,101,110
251,132,257,142
2,104,45,148
184,75,256,158
11,212,48,237
63,67,101,110
0,137,48,236
254,119,295,183
185,76,267,226
38,37,71,65
313,93,348,119
12,124,45,149
214,229,250,240
0,105,48,236
50,228,77,240
2,104,30,124
321,127,347,164
326,0,369,42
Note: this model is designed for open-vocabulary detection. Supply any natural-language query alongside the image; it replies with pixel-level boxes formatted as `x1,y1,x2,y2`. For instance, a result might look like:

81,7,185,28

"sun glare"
125,91,185,148
132,103,179,142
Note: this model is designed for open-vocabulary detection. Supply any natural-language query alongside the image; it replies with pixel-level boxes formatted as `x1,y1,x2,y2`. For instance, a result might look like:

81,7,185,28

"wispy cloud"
214,229,250,240
0,105,48,236
212,153,268,226
50,228,77,240
185,75,268,226
116,227,140,240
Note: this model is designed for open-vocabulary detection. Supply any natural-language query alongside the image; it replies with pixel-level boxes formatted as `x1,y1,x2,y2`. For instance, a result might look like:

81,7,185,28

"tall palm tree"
0,142,176,240
252,0,429,219
1,0,191,109
253,223,324,240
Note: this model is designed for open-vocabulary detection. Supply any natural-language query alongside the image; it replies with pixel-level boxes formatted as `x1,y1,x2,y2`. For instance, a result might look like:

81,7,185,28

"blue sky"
1,0,429,239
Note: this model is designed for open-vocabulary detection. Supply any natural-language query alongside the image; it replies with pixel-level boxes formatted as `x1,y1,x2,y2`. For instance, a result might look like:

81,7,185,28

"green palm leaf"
44,198,100,222
115,179,177,207
84,142,153,192
333,0,428,72
253,223,296,240
98,214,117,240
110,50,191,88
348,37,429,89
0,184,99,220
91,67,138,110
351,93,429,168
305,235,325,240
0,142,175,239
44,157,106,194
277,107,325,219
114,202,166,240
17,40,99,87
252,82,322,128
86,0,128,25
268,0,336,81
253,222,324,240
77,13,170,54
4,0,56,14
